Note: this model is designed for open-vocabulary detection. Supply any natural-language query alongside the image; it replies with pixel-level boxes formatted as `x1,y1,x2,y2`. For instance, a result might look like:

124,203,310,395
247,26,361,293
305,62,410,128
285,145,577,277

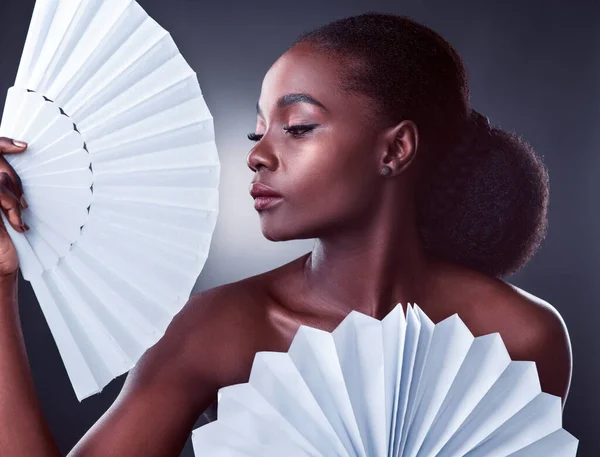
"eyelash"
247,124,317,142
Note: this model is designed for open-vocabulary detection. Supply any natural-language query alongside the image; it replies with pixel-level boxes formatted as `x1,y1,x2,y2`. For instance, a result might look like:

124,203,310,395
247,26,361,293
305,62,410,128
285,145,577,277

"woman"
0,12,571,457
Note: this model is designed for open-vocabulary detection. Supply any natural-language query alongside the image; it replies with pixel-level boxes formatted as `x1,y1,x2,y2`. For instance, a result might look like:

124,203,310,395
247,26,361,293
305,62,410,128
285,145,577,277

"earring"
380,165,392,177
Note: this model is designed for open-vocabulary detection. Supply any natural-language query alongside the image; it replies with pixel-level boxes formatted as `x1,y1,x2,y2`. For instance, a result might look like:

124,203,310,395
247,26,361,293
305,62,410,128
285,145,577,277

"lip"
249,182,282,199
249,182,283,211
253,196,283,210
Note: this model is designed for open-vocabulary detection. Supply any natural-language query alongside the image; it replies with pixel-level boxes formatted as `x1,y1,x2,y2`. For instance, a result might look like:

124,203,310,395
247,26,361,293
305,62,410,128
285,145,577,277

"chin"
260,226,296,242
259,219,319,242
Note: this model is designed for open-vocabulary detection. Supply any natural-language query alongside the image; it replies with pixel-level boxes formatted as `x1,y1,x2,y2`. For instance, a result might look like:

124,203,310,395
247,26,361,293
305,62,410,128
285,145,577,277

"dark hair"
290,12,549,278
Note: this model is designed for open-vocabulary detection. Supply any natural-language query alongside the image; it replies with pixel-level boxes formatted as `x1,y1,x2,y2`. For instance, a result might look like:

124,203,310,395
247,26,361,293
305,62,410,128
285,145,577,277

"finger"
0,155,24,204
0,137,26,204
0,137,27,154
0,175,25,233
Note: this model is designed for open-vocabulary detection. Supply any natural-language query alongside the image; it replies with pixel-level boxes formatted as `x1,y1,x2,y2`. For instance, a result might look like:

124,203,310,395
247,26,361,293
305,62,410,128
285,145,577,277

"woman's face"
247,42,388,242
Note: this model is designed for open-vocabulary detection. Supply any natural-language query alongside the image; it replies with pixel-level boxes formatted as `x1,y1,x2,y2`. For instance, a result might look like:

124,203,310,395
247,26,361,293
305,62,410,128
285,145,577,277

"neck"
302,191,437,320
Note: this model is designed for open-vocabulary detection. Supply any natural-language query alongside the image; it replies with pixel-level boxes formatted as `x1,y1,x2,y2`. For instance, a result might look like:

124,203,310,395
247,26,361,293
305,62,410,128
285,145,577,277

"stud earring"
380,165,392,177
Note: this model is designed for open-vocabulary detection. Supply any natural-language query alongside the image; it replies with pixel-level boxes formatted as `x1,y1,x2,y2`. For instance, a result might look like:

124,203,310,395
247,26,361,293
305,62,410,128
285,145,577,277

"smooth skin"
0,42,572,456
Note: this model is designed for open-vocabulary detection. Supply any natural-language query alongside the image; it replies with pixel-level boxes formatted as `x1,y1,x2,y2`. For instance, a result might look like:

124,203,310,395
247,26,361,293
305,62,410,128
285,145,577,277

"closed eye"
247,124,317,142
247,132,263,142
283,124,317,137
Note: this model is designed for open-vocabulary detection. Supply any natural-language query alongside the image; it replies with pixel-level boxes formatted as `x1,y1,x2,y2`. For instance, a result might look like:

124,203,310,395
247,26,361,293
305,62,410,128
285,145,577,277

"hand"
0,137,29,277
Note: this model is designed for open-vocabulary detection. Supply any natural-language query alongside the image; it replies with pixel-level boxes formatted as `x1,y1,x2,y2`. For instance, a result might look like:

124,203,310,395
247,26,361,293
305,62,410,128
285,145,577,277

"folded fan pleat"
191,304,578,457
0,0,219,401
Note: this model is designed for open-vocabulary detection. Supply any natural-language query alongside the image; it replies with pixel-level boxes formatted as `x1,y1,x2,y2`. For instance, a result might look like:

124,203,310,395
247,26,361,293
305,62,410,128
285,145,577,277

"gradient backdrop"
0,0,597,455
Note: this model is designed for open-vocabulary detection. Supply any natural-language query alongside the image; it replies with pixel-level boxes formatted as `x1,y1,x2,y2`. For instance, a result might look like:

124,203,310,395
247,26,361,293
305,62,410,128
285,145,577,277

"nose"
246,144,277,172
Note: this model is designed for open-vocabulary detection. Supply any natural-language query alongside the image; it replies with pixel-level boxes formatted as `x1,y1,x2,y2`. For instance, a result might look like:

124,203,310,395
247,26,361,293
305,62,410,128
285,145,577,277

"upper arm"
68,285,261,457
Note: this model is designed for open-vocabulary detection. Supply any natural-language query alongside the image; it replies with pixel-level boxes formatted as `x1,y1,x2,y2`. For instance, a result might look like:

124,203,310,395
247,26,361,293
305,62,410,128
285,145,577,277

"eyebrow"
256,92,328,118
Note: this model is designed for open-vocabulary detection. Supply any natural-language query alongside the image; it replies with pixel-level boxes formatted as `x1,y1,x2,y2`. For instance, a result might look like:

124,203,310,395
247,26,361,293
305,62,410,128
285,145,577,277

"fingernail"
20,196,27,209
12,140,27,148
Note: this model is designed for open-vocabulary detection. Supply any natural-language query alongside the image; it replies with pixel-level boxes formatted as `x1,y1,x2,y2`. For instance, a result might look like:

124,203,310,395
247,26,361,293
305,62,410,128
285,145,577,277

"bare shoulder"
119,275,273,417
165,276,271,385
500,281,570,341
166,255,307,380
479,277,571,356
495,280,573,405
69,280,270,457
430,259,572,405
449,267,573,405
433,262,569,341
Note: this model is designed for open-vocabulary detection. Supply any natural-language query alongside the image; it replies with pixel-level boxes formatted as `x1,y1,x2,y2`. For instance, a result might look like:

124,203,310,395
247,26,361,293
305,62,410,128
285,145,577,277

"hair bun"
419,111,549,277
421,109,493,221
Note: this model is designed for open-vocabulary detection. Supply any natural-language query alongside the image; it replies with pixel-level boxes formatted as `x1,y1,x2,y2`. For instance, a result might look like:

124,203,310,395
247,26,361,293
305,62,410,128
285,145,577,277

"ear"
378,120,418,177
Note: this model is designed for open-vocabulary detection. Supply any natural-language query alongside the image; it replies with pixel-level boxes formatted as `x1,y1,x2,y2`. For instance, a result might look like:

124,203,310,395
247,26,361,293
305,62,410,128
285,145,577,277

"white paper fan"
191,304,578,457
0,0,220,401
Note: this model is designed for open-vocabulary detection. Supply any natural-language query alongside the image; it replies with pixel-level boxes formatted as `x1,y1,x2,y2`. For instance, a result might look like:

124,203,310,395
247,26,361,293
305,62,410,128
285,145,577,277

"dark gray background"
0,0,597,455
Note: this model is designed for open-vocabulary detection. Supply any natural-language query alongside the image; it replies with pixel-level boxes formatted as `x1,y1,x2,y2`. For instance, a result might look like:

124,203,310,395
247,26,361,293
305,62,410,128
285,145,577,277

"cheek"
256,129,380,241
285,142,378,223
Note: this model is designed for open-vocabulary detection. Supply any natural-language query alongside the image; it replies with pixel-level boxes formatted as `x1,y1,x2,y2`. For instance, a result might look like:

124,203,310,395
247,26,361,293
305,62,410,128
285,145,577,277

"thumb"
0,137,27,154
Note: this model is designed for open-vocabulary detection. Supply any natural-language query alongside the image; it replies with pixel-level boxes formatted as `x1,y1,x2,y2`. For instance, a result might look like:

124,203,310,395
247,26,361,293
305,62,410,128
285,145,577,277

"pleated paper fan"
191,304,578,457
0,0,220,401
